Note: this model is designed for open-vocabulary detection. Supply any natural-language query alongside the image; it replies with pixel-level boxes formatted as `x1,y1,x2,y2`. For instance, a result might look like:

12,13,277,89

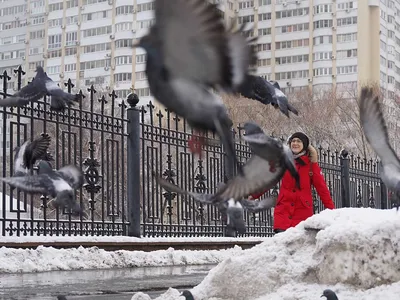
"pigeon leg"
188,132,206,159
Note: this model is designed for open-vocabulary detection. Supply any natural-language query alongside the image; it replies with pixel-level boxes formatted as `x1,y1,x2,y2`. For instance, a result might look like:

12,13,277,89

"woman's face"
290,138,304,154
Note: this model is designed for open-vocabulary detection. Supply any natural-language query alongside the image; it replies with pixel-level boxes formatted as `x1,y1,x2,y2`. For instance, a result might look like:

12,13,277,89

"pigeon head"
243,122,264,136
35,66,45,75
321,289,339,300
180,290,195,300
133,31,157,51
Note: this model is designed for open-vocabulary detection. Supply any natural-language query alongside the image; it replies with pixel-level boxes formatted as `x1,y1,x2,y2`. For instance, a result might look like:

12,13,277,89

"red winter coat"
250,155,335,230
274,155,335,230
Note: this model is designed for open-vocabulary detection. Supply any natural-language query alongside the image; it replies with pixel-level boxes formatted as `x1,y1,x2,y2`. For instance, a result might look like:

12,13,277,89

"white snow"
131,207,400,300
0,235,265,244
0,244,245,273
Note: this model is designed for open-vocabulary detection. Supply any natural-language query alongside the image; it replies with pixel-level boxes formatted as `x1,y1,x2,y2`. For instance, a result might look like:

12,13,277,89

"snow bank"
144,208,400,300
0,245,244,273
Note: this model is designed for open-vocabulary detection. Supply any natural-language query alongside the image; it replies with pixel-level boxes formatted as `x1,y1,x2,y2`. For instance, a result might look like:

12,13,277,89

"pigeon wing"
240,196,277,213
24,134,52,168
253,76,273,104
13,141,29,175
216,156,285,201
154,0,230,86
359,87,400,168
57,165,84,190
152,171,216,204
0,175,51,195
0,82,46,107
242,132,273,145
225,22,257,88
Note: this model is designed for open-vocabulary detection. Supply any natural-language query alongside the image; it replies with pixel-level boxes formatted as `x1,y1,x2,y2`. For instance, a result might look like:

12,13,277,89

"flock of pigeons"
1,134,85,216
0,0,398,299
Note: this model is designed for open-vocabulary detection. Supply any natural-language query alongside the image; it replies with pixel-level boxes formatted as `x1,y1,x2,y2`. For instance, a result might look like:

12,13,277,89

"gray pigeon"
1,161,85,216
359,87,400,210
13,134,53,177
238,75,299,118
56,296,68,300
133,0,257,176
153,174,277,236
0,66,79,111
180,290,195,300
321,289,339,300
213,121,300,202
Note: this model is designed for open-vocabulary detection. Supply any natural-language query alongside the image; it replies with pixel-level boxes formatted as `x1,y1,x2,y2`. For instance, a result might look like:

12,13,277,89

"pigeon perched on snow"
238,75,298,118
321,289,339,300
0,66,79,111
213,121,300,201
359,87,400,210
133,0,257,176
13,134,53,177
180,290,195,300
1,160,85,216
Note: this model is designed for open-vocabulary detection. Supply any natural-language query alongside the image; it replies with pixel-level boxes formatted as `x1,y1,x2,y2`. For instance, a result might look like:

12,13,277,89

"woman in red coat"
250,132,335,233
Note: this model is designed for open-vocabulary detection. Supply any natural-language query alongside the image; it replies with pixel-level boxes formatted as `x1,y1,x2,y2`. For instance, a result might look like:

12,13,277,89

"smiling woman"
272,131,335,233
249,131,335,233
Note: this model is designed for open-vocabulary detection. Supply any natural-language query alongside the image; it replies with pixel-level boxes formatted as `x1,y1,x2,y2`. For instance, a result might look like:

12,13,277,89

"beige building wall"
357,1,380,89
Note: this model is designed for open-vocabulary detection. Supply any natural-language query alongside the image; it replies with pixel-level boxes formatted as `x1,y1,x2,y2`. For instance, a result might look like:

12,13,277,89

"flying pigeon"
238,75,299,117
133,0,257,176
153,169,277,236
321,289,339,300
359,87,400,210
1,160,85,216
0,66,79,111
13,134,53,177
180,290,195,300
213,121,300,202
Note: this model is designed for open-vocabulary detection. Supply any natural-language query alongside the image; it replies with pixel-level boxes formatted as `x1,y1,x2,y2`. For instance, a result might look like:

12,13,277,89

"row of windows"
313,66,357,76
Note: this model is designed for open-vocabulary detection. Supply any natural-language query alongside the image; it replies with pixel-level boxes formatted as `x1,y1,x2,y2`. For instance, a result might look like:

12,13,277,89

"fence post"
126,92,141,237
340,149,351,208
223,128,236,183
379,160,388,209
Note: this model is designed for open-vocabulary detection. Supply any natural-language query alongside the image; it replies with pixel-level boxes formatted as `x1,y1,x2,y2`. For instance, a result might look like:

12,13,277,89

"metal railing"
0,67,391,238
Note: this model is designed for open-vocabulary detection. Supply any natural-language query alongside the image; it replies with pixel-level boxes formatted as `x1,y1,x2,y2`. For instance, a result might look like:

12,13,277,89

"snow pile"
0,245,244,273
141,208,400,300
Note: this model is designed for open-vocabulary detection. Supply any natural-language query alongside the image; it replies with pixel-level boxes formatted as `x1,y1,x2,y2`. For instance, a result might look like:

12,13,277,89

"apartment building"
0,0,397,104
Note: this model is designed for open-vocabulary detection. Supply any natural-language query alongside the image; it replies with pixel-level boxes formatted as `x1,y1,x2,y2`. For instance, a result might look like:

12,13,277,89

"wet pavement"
0,264,216,300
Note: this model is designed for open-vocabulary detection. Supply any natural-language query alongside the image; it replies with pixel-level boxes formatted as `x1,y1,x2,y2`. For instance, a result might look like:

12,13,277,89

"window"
313,67,332,77
48,34,62,49
114,73,132,82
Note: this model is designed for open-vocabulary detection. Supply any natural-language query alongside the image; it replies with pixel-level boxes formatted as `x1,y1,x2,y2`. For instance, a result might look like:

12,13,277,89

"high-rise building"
0,0,395,103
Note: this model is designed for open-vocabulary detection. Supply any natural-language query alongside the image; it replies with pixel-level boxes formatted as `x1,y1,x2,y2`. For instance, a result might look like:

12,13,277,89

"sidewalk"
0,236,267,251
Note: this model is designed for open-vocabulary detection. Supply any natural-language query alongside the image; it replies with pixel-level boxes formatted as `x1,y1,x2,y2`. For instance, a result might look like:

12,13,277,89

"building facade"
0,1,393,101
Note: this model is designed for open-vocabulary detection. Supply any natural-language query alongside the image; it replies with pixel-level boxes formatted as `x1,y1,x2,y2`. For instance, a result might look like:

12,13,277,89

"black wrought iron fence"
0,67,391,238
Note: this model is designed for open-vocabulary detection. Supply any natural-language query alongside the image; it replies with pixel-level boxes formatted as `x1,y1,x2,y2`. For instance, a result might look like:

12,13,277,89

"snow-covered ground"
1,207,400,299
130,207,400,300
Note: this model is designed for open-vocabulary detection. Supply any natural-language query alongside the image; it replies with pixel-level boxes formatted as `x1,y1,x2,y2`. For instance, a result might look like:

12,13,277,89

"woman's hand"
308,145,318,163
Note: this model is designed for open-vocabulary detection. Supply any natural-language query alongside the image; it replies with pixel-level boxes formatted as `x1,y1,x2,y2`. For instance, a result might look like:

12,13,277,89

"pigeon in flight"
321,289,339,300
13,134,53,177
133,0,257,176
359,87,400,210
213,121,300,202
0,66,79,112
1,160,85,216
153,166,278,236
238,75,299,117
